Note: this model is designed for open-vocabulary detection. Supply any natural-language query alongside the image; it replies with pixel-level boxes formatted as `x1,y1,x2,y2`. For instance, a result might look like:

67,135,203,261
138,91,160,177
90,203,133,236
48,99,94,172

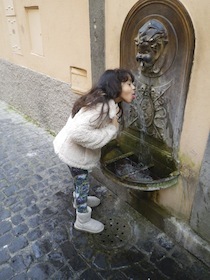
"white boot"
73,192,100,208
74,206,104,233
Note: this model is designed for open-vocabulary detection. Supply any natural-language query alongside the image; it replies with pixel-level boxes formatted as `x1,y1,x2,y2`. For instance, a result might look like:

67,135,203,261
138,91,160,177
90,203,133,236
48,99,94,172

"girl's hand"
111,116,119,129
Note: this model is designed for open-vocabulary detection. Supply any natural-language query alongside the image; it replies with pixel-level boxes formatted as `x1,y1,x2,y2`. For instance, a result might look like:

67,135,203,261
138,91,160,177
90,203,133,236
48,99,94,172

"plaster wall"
0,0,92,90
105,0,210,220
0,0,92,132
105,0,138,69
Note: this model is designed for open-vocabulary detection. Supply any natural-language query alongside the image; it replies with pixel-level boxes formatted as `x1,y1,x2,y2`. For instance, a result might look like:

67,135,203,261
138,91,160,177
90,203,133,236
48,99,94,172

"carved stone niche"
101,0,195,190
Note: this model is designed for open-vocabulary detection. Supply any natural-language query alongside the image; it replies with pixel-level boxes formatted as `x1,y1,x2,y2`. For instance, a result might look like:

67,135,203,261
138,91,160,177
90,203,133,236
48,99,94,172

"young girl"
53,69,135,233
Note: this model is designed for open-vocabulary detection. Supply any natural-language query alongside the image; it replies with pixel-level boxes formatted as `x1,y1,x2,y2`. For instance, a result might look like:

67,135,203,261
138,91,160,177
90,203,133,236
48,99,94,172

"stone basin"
101,128,179,191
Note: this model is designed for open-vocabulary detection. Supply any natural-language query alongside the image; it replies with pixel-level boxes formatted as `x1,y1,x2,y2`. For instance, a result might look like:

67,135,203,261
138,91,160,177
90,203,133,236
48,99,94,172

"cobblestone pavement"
0,100,210,280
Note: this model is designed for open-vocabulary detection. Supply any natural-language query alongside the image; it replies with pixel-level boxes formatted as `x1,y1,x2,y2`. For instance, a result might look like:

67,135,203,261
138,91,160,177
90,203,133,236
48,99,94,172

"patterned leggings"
68,166,89,213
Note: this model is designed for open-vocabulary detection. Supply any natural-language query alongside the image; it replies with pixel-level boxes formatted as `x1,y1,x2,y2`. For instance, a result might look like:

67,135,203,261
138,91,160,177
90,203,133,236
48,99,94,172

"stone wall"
0,59,78,134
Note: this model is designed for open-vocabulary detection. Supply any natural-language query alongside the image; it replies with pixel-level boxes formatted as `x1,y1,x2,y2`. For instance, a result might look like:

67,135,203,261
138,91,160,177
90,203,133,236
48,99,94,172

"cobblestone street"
0,100,209,280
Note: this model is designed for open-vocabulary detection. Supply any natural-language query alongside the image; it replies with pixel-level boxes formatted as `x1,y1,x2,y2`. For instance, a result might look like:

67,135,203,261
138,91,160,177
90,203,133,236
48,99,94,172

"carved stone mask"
135,19,168,75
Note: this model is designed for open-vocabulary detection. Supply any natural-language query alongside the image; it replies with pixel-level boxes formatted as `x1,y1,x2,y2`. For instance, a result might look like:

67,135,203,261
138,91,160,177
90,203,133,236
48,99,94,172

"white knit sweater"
53,99,119,170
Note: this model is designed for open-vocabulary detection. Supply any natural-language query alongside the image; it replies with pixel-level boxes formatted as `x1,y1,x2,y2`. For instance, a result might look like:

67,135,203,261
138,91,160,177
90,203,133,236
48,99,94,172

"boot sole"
74,224,104,234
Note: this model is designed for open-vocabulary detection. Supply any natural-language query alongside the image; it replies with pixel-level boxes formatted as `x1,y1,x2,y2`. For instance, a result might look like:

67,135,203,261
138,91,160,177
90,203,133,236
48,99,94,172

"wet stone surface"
0,100,210,279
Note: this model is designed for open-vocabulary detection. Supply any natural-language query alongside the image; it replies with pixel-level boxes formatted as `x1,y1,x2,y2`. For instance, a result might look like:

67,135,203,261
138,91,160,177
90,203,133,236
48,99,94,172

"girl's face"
116,79,136,103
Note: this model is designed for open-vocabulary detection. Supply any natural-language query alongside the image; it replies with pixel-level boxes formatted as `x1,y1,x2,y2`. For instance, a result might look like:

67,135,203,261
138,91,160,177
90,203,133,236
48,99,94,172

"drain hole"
94,215,132,249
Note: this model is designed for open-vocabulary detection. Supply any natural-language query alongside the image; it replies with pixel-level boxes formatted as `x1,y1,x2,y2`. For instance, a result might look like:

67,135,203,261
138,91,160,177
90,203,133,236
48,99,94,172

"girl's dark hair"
72,68,134,119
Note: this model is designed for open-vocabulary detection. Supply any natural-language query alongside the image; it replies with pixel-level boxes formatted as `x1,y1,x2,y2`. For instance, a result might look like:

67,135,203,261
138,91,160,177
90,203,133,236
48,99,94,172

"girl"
53,69,135,233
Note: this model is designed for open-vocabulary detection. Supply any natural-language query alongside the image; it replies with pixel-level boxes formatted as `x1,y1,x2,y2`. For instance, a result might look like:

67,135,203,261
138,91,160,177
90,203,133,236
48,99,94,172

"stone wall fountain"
101,0,195,191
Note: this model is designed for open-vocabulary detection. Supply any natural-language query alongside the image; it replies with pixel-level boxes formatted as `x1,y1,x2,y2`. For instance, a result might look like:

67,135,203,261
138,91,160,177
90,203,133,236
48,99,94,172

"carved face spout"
135,20,168,75
135,41,159,71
